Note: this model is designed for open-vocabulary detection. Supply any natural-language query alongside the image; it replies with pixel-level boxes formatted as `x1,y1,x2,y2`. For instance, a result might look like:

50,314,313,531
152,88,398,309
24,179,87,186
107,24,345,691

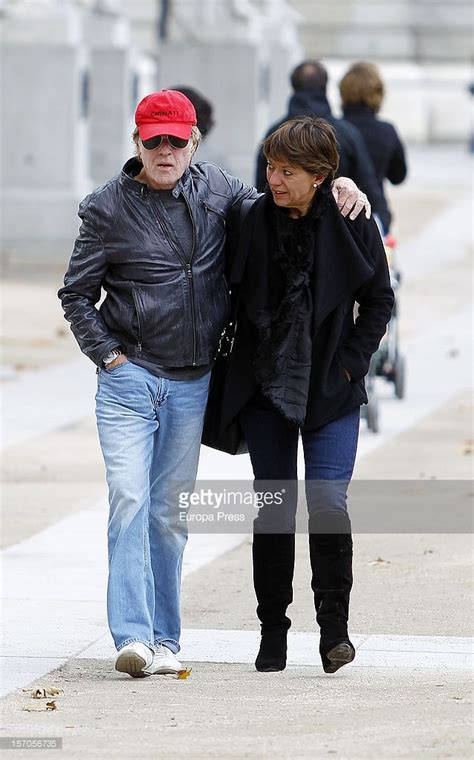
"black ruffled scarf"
245,183,331,425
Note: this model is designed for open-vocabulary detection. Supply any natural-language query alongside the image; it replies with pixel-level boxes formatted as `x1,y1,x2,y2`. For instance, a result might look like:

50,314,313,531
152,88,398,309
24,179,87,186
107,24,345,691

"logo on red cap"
135,91,197,142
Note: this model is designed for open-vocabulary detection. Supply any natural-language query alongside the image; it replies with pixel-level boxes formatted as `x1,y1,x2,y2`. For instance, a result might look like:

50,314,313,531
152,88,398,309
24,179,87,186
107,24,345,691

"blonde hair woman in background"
339,62,408,234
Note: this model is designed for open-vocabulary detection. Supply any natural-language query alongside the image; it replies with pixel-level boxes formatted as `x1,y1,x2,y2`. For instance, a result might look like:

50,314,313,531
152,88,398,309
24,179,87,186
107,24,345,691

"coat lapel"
312,199,374,328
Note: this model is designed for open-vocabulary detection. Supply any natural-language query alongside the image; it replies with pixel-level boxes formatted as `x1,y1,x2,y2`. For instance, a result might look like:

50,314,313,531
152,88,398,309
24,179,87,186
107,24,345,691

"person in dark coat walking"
255,60,391,232
221,117,394,674
340,62,408,233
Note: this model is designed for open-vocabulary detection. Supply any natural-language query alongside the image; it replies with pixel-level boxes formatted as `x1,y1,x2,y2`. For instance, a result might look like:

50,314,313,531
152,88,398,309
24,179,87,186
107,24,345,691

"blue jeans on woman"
239,396,360,661
239,396,360,533
95,361,210,654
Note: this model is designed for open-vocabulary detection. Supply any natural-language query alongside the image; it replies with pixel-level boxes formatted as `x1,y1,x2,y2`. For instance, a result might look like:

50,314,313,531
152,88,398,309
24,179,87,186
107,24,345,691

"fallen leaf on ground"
22,697,59,712
176,668,192,680
32,687,64,699
369,557,391,566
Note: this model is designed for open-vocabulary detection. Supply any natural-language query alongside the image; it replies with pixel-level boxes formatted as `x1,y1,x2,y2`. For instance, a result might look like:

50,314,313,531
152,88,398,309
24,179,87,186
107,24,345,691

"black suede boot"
309,512,355,673
252,533,295,671
255,628,288,672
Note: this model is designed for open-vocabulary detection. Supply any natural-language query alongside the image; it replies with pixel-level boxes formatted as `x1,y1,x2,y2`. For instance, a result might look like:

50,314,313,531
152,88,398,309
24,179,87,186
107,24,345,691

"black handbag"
202,294,248,455
201,198,255,455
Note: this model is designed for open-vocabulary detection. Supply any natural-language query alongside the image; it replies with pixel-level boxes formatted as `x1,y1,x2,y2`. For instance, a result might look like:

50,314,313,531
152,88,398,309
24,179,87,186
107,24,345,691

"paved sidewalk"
1,660,471,759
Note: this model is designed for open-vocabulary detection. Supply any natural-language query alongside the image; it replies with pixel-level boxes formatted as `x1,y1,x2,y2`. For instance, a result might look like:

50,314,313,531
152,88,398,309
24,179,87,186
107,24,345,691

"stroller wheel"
394,353,406,400
366,391,379,433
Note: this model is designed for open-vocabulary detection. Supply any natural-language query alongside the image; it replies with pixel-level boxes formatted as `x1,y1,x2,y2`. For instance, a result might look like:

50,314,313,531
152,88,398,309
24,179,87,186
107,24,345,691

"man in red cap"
59,90,370,679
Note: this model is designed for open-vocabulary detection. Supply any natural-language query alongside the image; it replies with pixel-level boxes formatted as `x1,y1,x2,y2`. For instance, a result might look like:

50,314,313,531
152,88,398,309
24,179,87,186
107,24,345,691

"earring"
313,182,318,188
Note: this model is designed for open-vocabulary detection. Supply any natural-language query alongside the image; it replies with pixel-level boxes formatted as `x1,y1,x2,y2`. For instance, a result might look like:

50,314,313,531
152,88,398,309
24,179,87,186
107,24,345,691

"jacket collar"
232,193,374,327
312,198,374,327
119,157,192,197
288,90,332,119
342,103,376,118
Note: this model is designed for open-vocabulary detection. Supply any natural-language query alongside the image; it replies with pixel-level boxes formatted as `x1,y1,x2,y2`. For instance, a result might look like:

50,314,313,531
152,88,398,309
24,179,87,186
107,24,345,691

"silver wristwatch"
103,348,122,366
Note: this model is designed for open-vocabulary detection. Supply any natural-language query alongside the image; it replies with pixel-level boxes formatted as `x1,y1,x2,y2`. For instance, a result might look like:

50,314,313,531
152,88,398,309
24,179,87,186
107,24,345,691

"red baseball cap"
135,90,197,141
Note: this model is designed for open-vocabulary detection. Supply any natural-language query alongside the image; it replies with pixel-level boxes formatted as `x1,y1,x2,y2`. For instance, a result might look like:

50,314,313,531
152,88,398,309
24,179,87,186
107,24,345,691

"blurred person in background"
340,61,408,233
172,85,215,138
255,59,390,233
220,117,394,674
58,90,369,680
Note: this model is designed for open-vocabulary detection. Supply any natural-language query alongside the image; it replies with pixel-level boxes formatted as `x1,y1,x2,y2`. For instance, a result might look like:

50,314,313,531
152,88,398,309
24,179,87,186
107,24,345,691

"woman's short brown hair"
262,116,339,182
339,62,385,113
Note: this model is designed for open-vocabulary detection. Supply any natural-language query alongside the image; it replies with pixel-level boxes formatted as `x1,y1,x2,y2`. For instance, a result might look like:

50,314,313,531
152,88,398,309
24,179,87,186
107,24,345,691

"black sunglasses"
141,134,189,150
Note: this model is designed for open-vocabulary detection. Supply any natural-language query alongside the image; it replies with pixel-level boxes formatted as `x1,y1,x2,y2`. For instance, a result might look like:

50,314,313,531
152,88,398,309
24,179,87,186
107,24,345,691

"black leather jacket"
59,158,256,367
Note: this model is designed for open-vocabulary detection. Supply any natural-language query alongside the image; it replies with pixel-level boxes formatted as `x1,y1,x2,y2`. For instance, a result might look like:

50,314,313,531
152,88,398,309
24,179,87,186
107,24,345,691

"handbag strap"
228,196,257,320
214,198,256,359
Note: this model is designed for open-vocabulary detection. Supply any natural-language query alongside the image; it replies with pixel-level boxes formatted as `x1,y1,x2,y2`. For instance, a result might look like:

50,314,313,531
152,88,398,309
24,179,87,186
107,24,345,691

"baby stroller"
371,234,406,400
361,360,379,433
360,232,405,433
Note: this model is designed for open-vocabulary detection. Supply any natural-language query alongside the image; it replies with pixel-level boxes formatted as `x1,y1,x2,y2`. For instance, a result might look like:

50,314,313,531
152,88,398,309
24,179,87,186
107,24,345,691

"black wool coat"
342,104,407,188
220,194,394,433
342,103,408,233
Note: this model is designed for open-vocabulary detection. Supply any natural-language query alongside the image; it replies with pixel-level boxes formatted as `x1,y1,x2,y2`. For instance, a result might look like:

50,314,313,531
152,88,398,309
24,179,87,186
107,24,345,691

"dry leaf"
32,686,63,699
45,686,63,696
176,668,192,680
369,557,391,566
22,698,59,712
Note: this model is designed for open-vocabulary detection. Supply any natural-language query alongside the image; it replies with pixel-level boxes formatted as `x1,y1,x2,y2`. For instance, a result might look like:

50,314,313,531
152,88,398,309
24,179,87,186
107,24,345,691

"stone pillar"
0,0,91,265
84,7,136,185
159,40,265,183
258,0,304,126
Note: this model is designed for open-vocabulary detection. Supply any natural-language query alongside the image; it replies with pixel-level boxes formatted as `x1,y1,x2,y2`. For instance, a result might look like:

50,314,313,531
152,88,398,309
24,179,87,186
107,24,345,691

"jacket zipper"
182,193,197,366
147,193,198,366
131,286,143,353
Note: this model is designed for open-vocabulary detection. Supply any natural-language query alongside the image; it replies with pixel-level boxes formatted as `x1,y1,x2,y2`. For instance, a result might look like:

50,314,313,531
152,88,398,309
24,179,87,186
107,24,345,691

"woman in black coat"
220,116,394,674
339,62,407,234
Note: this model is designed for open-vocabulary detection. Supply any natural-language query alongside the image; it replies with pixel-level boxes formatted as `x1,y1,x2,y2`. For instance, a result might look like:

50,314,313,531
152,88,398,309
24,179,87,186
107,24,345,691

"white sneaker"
144,644,183,675
114,642,154,678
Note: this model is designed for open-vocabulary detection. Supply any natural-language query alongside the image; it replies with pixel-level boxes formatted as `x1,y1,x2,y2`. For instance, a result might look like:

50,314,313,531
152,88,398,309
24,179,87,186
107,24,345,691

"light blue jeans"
95,361,211,654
